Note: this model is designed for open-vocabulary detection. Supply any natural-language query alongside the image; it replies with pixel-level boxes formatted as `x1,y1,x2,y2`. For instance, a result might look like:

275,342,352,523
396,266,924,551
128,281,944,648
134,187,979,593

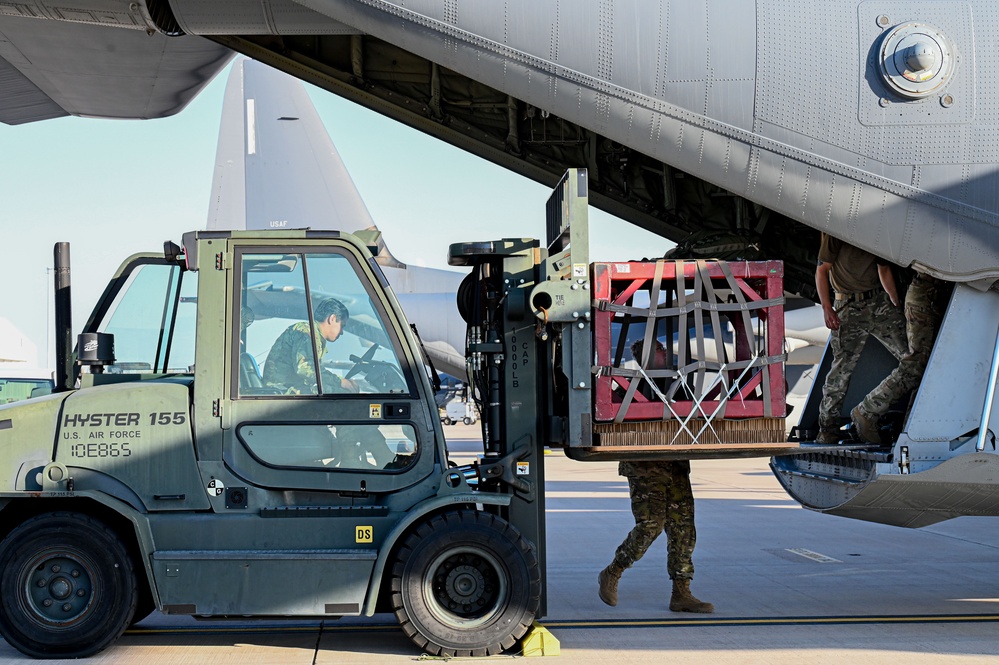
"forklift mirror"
163,240,183,264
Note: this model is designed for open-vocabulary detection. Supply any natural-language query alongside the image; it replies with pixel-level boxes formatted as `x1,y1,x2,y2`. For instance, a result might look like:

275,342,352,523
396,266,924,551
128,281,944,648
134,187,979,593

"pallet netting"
592,259,786,442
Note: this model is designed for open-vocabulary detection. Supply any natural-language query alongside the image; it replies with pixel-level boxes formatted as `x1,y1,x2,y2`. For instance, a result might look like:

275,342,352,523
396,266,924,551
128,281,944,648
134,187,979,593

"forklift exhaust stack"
53,242,73,393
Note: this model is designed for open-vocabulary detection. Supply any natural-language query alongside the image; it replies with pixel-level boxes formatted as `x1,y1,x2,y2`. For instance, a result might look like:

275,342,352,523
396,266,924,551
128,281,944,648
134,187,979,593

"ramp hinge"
215,252,227,271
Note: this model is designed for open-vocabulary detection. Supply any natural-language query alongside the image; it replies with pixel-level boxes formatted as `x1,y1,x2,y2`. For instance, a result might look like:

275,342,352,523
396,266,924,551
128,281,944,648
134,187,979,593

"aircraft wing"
0,16,231,125
7,1,999,297
205,1,999,293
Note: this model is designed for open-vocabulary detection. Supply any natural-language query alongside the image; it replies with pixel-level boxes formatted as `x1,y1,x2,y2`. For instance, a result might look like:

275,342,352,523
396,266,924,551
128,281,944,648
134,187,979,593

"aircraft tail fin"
207,58,403,268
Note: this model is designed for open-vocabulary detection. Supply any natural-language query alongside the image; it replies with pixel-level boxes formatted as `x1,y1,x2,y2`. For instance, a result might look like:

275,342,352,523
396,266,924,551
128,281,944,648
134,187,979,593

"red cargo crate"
592,259,786,424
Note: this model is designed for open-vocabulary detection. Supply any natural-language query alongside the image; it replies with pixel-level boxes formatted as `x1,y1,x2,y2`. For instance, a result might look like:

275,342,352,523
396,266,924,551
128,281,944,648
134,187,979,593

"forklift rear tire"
391,510,540,657
0,512,138,659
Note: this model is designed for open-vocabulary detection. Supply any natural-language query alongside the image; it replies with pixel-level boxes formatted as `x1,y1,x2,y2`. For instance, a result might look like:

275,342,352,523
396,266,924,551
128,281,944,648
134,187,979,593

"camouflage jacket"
262,322,326,392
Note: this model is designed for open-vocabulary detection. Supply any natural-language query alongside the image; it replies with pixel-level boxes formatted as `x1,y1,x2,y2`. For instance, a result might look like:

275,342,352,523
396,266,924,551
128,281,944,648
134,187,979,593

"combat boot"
669,579,714,613
851,405,880,444
598,563,624,607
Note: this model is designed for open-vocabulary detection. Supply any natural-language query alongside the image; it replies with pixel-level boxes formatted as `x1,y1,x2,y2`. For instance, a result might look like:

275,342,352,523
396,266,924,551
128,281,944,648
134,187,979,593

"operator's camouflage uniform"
818,291,908,432
610,460,696,581
262,321,326,394
858,274,951,416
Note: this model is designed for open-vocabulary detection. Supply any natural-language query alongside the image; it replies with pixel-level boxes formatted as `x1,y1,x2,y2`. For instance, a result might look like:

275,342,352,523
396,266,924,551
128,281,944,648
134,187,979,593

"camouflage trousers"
612,461,696,581
859,276,951,416
818,291,907,431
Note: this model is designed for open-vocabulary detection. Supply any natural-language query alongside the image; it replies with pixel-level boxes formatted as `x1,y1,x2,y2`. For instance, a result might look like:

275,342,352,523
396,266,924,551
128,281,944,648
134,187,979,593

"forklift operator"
262,297,358,394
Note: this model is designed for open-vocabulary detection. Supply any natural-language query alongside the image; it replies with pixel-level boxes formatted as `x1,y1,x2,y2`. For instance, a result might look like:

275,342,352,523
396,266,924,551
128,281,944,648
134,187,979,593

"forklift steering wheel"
345,343,380,380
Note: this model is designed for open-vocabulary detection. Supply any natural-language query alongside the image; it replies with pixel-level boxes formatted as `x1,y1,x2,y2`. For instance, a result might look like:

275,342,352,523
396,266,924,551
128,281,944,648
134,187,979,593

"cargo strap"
593,296,785,317
719,260,774,418
614,260,668,424
596,354,786,380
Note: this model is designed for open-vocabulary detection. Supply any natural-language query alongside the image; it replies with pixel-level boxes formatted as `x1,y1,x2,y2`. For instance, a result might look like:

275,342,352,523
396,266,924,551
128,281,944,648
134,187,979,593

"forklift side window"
238,251,412,397
237,422,417,471
98,263,197,374
240,253,314,394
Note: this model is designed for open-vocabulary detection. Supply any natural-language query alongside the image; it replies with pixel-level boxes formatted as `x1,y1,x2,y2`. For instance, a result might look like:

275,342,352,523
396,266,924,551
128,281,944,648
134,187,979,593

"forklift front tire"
391,510,540,657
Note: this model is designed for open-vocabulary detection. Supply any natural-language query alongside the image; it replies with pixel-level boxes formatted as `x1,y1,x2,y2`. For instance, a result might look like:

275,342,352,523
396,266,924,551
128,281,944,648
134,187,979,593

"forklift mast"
446,169,593,616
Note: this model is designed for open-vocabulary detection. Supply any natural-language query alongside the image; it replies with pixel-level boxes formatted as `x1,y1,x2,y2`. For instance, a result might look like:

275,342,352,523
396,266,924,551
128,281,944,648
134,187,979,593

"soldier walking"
598,339,712,613
598,459,713,612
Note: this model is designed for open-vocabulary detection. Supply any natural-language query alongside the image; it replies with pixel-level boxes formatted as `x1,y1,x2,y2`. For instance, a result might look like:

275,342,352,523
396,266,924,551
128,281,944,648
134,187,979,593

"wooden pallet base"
593,417,789,447
563,417,795,461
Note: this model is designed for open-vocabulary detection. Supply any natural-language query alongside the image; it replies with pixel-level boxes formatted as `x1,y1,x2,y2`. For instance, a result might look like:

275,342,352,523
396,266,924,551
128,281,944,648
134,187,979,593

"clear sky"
0,59,668,368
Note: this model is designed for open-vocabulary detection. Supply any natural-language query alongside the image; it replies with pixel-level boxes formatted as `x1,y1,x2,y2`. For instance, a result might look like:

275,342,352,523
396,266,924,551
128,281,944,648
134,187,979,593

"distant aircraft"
5,3,999,527
0,318,53,404
207,58,467,379
0,1,933,417
0,318,38,366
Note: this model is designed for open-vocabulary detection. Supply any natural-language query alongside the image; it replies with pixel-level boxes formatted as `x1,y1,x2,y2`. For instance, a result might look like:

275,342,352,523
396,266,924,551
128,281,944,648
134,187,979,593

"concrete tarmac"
3,428,999,663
